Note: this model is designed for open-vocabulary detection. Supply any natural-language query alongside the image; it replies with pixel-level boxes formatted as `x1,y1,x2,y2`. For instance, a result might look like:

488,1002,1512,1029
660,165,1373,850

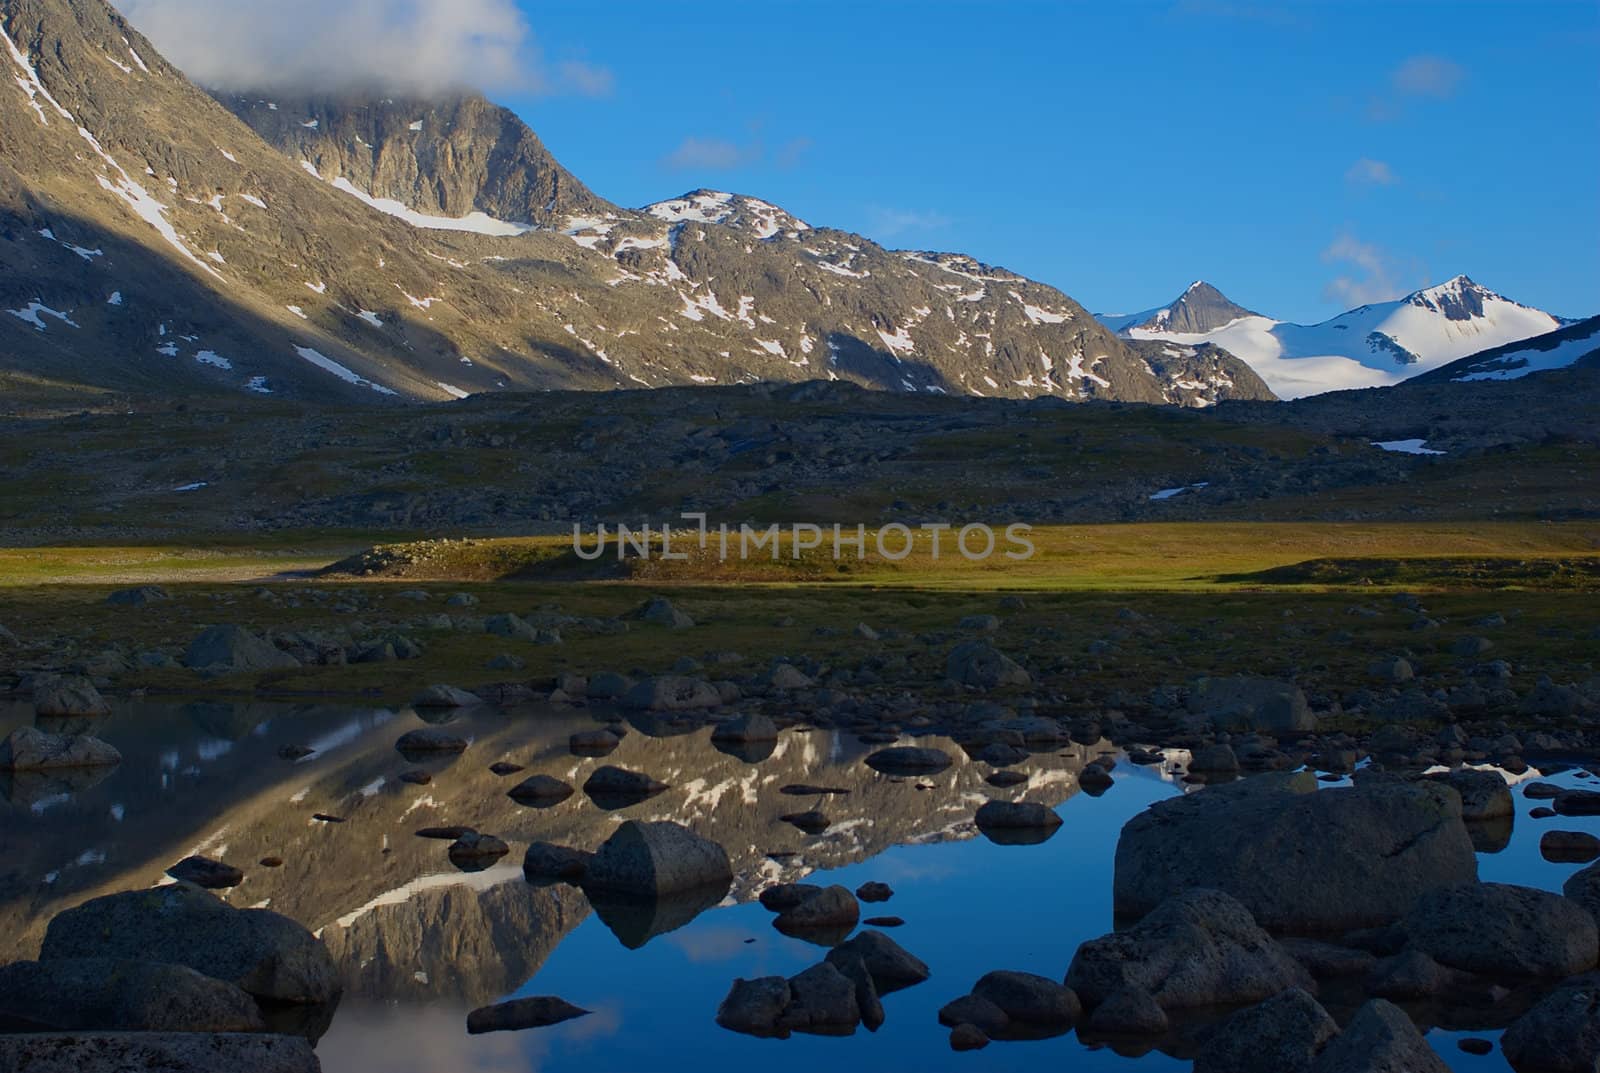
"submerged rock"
971,970,1080,1029
0,727,121,770
507,774,575,806
865,746,952,775
165,855,243,890
466,996,589,1034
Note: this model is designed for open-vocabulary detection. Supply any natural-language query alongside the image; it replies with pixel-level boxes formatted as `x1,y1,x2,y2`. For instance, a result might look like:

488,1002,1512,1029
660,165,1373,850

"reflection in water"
0,699,1595,1072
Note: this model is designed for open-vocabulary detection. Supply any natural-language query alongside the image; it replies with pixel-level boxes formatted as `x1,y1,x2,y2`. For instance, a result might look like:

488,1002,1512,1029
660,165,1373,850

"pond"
1,699,1595,1072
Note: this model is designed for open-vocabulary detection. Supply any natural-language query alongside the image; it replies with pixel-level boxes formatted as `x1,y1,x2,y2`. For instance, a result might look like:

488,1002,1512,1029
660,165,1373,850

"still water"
1,699,1595,1072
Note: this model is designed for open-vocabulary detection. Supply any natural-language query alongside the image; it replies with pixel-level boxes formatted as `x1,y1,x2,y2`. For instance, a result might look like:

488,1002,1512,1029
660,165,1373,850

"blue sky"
494,0,1598,323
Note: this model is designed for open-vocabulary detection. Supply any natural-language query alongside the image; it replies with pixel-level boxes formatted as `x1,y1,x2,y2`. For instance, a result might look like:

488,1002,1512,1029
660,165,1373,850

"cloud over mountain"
115,0,610,96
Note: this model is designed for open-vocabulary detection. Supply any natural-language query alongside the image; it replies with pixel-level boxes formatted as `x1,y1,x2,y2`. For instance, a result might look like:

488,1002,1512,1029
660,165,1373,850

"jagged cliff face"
1124,339,1277,405
0,0,1257,407
215,90,609,228
0,699,1123,1004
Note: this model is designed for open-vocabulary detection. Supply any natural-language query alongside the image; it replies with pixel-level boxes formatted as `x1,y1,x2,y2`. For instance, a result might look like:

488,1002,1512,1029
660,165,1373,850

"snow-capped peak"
642,189,809,240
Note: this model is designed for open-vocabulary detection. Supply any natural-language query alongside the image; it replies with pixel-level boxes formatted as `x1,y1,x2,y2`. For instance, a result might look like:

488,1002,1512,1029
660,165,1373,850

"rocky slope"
0,0,1264,408
1100,280,1260,335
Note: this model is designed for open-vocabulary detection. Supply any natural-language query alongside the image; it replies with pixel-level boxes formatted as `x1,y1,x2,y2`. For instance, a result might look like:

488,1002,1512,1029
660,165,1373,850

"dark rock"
569,728,620,755
1281,938,1379,978
1556,789,1600,816
825,930,930,994
716,976,791,1037
522,842,593,882
582,820,732,897
864,916,904,927
32,676,111,717
774,885,859,932
582,765,668,807
0,958,264,1033
1565,861,1600,922
1501,972,1600,1073
393,728,466,757
1114,772,1477,930
974,800,1061,831
106,586,170,606
0,1033,319,1073
971,970,1080,1028
165,855,244,890
466,996,589,1034
507,774,574,806
949,1022,990,1050
1542,830,1600,863
710,712,778,743
620,676,720,711
0,727,121,770
780,810,830,834
39,886,339,1004
1308,998,1449,1073
1086,986,1168,1035
182,626,299,672
829,950,884,1031
1400,882,1598,978
626,597,694,629
1194,987,1337,1073
411,684,483,709
856,882,893,903
1364,949,1461,999
488,761,525,776
448,832,509,870
986,770,1028,787
1188,676,1315,733
946,640,1030,689
864,746,952,775
938,992,1009,1036
777,962,859,1035
1066,888,1311,1010
415,825,475,840
1426,768,1513,821
759,883,824,912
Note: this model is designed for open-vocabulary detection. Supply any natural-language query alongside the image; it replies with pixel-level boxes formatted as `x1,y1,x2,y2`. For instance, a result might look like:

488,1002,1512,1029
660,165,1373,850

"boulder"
105,586,170,606
1542,830,1600,864
582,765,668,804
182,626,299,672
507,774,574,806
393,728,467,756
620,676,722,711
627,597,694,629
776,962,859,1035
1399,883,1598,978
949,1023,990,1050
762,665,814,691
825,930,930,994
971,970,1080,1028
585,671,633,698
974,800,1061,832
1425,768,1513,821
829,950,884,1031
39,886,339,1004
1501,973,1600,1073
774,885,859,932
1308,999,1449,1073
0,958,264,1032
1190,743,1241,773
1066,888,1312,1010
582,820,732,897
165,856,244,890
33,676,111,718
1085,986,1168,1035
1114,773,1478,931
1564,860,1600,922
938,993,1010,1036
865,746,952,775
1556,789,1600,817
522,842,593,882
1193,987,1338,1073
569,728,620,755
466,996,589,1034
0,1034,319,1073
759,884,826,912
1188,677,1315,733
447,832,509,870
411,684,483,709
1364,949,1463,999
946,640,1030,689
0,727,121,771
711,712,778,743
856,881,893,903
716,976,791,1037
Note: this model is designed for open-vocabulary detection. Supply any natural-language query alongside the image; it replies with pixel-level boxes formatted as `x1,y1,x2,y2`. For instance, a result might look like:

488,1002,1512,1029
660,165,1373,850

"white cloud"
659,134,810,173
1321,232,1414,307
1345,157,1397,186
1392,55,1464,99
867,207,953,240
115,0,612,96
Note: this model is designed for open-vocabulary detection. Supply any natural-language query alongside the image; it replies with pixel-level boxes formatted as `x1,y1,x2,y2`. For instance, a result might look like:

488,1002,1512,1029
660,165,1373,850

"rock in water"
393,728,467,757
165,856,244,890
759,884,824,912
1500,973,1600,1073
776,962,860,1035
1399,882,1598,978
582,765,668,806
865,746,953,775
1187,676,1315,733
1426,768,1512,821
1066,888,1311,1010
411,684,484,709
522,842,593,882
974,800,1061,831
466,996,589,1034
825,930,931,994
773,885,860,932
39,886,339,1004
507,774,575,806
1113,772,1477,930
619,676,722,711
1193,987,1338,1073
711,712,778,743
0,728,121,770
0,958,264,1032
32,676,111,717
582,820,731,897
1307,999,1449,1073
971,970,1081,1029
716,976,792,1037
0,1033,320,1073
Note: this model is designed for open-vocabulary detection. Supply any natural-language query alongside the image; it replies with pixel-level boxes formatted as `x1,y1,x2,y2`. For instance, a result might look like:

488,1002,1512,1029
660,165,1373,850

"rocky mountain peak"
643,190,810,240
1141,280,1259,334
1404,274,1505,321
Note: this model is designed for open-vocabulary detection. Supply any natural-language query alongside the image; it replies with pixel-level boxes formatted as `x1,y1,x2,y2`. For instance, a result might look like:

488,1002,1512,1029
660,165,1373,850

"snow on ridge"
8,302,77,331
300,165,533,236
1372,439,1445,455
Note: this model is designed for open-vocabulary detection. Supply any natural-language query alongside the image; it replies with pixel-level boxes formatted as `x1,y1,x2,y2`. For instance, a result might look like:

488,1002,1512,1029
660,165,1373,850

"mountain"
1097,276,1566,399
1099,281,1260,335
0,0,1267,409
1415,314,1600,384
